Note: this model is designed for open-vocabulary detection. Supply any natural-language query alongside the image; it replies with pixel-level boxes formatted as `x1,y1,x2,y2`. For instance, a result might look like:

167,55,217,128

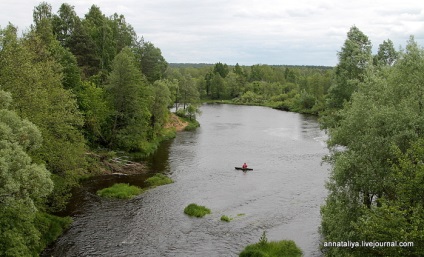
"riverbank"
201,99,322,115
165,113,189,131
40,113,196,255
87,113,194,176
42,104,328,256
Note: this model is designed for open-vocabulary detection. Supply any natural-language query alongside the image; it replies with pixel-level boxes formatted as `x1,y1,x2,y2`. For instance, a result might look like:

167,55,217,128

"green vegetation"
320,28,424,256
239,232,302,257
176,112,201,131
96,183,142,199
34,213,73,254
166,62,332,115
0,2,200,255
184,203,211,218
145,174,173,187
220,215,232,222
2,1,424,256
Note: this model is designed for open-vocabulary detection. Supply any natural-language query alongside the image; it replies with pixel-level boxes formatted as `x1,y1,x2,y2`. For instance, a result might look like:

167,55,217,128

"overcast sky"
1,0,424,66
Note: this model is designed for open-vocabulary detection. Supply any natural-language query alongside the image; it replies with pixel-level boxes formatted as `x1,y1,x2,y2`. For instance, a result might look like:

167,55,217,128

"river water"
43,104,329,257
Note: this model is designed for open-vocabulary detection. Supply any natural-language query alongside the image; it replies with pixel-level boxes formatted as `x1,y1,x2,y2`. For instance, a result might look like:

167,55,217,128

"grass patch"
237,213,245,216
239,232,302,257
184,203,211,218
97,183,142,199
145,173,173,187
220,215,232,222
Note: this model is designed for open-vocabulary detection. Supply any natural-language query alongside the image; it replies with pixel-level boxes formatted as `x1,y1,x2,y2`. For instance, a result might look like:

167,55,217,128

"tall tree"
374,39,398,67
109,13,137,53
68,18,100,78
83,5,116,72
151,80,172,136
135,40,168,83
213,62,229,78
52,3,79,48
106,47,152,151
325,26,372,110
210,73,226,99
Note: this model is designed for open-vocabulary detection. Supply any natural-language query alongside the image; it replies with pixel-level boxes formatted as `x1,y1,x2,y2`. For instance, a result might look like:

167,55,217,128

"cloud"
1,0,424,66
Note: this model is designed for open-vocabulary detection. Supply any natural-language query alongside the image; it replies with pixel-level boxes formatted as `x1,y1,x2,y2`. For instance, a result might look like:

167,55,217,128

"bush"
184,203,211,217
145,174,173,187
184,119,200,131
97,183,142,199
35,212,72,254
239,232,302,257
220,215,231,222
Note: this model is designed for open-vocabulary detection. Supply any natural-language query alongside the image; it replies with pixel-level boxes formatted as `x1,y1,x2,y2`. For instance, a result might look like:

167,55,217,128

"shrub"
97,183,142,199
145,174,173,187
220,215,231,222
35,212,72,254
184,203,211,217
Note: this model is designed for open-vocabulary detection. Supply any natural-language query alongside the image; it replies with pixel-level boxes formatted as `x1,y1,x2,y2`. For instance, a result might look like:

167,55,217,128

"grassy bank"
97,183,143,199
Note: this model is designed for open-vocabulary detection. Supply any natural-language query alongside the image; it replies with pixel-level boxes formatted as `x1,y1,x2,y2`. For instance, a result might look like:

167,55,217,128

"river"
43,104,329,257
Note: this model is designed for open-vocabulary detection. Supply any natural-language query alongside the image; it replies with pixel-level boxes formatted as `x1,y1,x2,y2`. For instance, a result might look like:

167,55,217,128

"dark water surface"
43,104,329,257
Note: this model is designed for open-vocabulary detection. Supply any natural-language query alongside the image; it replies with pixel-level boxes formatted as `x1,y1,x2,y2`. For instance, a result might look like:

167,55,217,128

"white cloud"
1,0,424,66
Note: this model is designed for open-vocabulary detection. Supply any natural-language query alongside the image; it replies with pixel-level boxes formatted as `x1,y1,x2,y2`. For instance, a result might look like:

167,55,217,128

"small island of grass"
97,183,142,199
145,173,173,187
184,203,211,218
220,215,232,222
239,232,302,257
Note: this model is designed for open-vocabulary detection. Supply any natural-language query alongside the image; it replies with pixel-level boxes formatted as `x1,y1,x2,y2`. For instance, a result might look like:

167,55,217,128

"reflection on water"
43,104,329,257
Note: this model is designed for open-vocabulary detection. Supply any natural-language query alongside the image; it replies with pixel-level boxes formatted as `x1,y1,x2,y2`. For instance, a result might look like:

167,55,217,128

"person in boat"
242,162,248,169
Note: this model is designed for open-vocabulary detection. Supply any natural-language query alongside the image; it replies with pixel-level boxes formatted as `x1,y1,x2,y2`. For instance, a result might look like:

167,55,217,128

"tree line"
320,26,424,256
0,2,197,256
166,62,333,114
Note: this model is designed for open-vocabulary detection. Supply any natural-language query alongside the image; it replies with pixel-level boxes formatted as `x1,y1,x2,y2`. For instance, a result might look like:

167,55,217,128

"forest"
1,1,424,256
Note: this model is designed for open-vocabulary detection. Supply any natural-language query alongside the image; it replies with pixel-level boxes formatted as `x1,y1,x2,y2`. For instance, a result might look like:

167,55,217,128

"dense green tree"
179,75,200,109
83,5,116,72
106,47,152,151
284,67,297,83
213,62,229,78
135,40,168,83
150,80,172,136
32,2,52,27
374,39,398,67
210,72,226,99
321,37,424,257
109,13,137,54
0,25,87,174
353,139,424,257
0,89,53,257
234,63,244,76
204,71,213,97
224,72,243,98
325,26,372,110
78,81,111,145
68,18,100,78
52,3,79,48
